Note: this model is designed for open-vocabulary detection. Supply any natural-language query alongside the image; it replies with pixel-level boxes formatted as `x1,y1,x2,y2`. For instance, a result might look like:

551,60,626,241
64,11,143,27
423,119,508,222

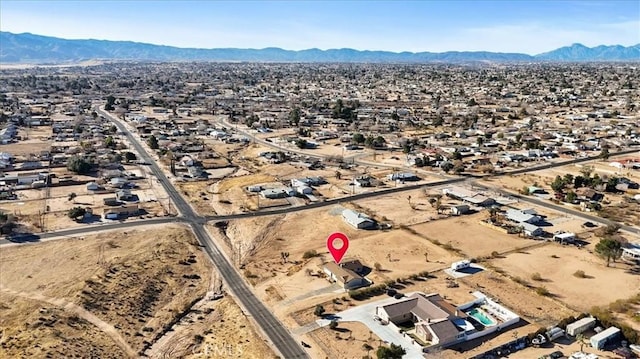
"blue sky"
1,1,638,54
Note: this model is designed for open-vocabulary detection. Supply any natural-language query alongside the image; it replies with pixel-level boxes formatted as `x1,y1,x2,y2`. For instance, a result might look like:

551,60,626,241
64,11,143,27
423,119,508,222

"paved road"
3,109,637,355
1,217,185,245
96,108,309,359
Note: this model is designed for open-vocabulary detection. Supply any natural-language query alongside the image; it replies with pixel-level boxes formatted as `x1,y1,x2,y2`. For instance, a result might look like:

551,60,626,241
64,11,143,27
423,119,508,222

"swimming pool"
467,308,496,326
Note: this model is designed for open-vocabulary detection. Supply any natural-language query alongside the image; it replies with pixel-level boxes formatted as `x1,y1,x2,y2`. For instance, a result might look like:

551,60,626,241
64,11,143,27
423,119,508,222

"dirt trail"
0,285,137,358
144,269,223,359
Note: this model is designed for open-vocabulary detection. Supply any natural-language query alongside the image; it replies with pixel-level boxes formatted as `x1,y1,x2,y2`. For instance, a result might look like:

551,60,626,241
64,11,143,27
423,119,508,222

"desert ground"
209,190,639,358
0,225,272,358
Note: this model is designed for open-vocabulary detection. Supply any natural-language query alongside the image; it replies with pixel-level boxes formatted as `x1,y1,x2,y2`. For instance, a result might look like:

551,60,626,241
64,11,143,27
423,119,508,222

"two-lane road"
97,108,308,359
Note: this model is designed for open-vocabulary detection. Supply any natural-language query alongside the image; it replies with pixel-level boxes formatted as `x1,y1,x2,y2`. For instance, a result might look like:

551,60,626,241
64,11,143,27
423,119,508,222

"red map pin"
327,232,349,264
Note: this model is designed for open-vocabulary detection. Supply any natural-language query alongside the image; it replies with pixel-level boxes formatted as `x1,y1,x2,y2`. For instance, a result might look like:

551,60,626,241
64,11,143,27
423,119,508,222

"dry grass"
216,173,276,193
0,226,212,356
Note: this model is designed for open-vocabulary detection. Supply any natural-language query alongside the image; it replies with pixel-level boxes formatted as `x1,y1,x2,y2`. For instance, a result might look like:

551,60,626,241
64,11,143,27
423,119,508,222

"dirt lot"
410,212,535,258
184,297,276,359
355,188,458,226
0,225,272,358
489,243,640,311
304,321,383,359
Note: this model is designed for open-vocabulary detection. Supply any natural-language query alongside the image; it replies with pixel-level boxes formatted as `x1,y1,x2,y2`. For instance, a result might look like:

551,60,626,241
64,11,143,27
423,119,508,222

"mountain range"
1,31,639,64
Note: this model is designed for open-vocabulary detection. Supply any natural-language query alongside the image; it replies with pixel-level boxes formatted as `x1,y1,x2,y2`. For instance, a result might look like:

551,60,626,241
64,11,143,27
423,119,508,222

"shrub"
621,325,639,344
536,286,550,296
609,299,629,313
573,270,587,278
314,305,325,317
513,277,528,286
491,251,500,258
329,320,338,330
531,272,543,281
302,250,318,259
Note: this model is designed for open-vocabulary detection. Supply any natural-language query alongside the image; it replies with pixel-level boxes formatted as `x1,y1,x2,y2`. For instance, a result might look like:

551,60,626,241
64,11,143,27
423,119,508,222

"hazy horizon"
1,0,639,54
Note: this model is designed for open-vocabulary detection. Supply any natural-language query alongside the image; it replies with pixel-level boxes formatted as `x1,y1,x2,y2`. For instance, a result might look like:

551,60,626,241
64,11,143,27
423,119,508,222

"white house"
342,209,376,229
505,208,542,224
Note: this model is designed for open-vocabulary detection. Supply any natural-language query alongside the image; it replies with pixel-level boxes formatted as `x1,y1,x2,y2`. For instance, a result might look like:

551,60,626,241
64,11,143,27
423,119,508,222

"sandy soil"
304,321,383,359
490,243,640,311
0,296,126,358
355,188,455,226
184,298,276,359
411,212,535,258
0,226,212,356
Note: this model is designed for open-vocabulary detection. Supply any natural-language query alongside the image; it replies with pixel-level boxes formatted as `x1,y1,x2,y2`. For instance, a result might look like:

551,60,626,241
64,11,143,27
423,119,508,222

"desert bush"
609,299,630,313
513,276,528,286
531,272,543,281
573,270,587,278
535,286,550,296
302,250,318,259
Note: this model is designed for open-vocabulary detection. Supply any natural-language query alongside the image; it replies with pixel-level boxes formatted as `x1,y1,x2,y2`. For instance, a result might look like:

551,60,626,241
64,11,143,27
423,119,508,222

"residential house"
322,259,370,290
505,208,542,224
388,172,420,182
521,222,543,237
342,209,377,229
103,204,140,219
116,189,135,201
376,291,519,348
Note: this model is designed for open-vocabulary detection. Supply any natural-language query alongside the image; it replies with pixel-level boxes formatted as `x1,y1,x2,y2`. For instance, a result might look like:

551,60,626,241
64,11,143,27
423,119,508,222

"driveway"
315,293,425,358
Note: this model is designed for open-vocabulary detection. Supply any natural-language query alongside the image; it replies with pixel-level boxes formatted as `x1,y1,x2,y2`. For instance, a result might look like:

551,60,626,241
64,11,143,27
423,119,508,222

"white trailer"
451,260,471,271
590,326,620,349
566,317,596,336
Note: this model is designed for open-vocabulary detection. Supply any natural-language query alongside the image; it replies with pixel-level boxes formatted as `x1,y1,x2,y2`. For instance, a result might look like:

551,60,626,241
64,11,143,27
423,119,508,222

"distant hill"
1,31,638,64
536,43,640,61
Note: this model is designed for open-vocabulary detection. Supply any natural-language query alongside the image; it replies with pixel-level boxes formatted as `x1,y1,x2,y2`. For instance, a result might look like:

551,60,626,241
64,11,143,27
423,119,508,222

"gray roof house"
342,209,376,229
505,208,542,224
375,293,468,347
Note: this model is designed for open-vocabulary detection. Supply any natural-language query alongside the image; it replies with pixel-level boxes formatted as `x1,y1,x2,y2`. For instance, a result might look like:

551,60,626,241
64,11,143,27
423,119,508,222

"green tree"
68,207,86,221
295,138,308,149
68,192,77,202
440,161,454,173
599,146,610,160
376,343,406,359
67,156,92,174
353,133,365,144
147,135,159,150
595,238,623,267
329,320,338,330
104,136,116,149
124,151,137,162
565,191,577,203
105,95,116,111
314,305,325,317
551,175,566,193
289,107,301,126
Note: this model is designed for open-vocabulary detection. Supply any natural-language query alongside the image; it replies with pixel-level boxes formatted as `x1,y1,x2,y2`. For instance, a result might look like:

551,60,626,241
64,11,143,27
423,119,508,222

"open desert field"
0,225,271,358
355,187,459,226
489,243,640,311
410,212,535,258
